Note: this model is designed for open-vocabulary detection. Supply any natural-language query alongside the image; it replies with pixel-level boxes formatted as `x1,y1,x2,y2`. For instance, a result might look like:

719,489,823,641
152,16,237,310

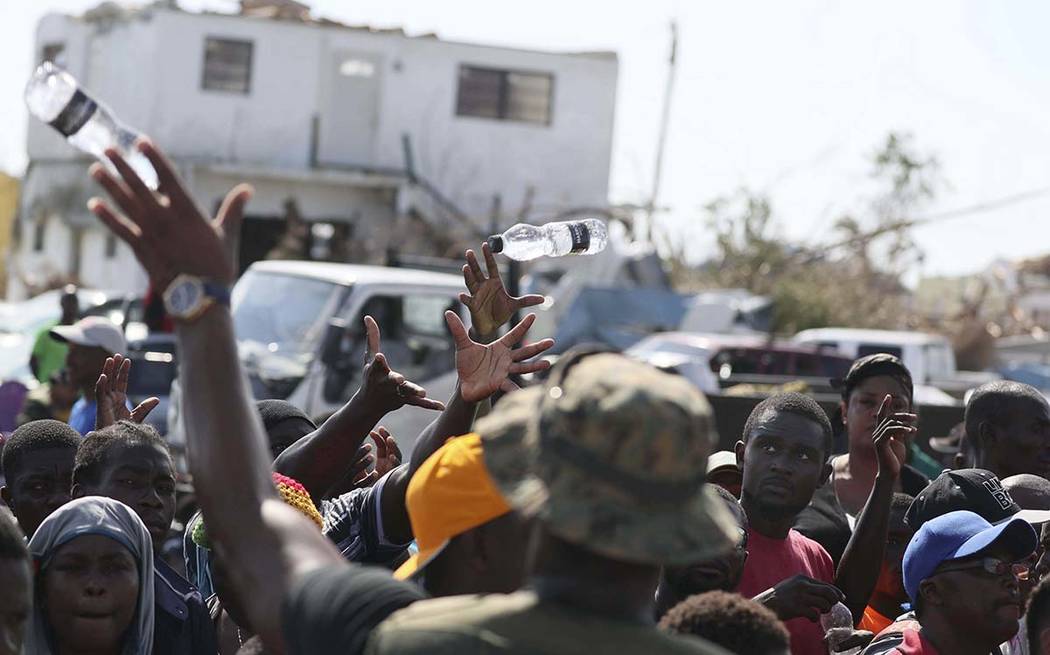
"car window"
857,343,903,359
710,348,763,375
821,355,852,378
349,293,458,379
795,353,824,376
403,295,454,338
757,349,792,374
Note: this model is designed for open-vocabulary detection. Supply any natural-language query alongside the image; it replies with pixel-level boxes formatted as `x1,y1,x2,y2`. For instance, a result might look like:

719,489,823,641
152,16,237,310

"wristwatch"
163,274,231,322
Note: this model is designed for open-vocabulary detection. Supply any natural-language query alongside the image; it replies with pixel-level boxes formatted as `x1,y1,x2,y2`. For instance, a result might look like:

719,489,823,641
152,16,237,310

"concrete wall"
17,7,618,297
28,7,618,221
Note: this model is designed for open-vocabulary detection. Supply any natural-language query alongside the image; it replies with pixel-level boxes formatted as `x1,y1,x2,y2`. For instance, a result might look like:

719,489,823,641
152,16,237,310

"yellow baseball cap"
393,433,512,580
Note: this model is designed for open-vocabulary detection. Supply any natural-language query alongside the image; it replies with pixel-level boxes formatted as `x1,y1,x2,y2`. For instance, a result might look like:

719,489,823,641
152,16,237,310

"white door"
318,51,381,167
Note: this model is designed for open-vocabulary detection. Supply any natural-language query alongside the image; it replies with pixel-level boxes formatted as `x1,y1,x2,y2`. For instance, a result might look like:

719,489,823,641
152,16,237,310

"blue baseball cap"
903,510,1036,602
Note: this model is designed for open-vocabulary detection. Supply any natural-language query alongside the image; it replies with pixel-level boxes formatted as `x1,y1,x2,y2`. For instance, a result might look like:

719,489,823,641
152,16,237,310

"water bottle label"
568,222,591,254
48,89,98,138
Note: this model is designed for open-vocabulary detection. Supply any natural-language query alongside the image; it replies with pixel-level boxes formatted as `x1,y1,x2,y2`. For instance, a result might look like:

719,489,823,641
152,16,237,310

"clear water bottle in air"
487,219,608,261
820,602,861,655
25,61,158,189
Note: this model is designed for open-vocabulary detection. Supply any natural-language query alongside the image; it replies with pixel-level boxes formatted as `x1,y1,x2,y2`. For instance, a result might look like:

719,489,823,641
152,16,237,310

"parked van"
792,327,995,400
230,261,467,449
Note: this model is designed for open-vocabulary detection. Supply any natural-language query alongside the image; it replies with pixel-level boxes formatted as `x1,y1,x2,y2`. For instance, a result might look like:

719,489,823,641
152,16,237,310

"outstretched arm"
835,395,914,624
89,140,341,651
381,309,553,544
273,316,443,500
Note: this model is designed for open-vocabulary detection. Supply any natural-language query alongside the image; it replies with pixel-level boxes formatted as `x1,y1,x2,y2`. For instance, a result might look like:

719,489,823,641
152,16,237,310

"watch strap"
202,281,231,307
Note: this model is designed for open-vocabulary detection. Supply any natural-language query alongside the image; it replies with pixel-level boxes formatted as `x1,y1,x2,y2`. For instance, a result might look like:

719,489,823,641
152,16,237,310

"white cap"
50,316,126,355
706,450,740,475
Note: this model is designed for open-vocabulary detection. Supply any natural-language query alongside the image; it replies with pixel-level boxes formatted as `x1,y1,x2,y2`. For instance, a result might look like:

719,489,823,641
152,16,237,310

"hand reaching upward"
359,315,445,415
872,394,916,481
94,354,160,430
460,243,545,340
88,140,252,292
444,311,554,402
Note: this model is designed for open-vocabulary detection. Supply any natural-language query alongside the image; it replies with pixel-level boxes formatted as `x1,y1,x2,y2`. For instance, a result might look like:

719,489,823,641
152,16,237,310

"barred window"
455,65,552,125
202,37,253,94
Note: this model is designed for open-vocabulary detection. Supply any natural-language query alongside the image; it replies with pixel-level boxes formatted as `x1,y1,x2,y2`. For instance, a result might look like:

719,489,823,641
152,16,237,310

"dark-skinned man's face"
921,544,1026,647
74,442,176,553
707,468,742,499
1,446,76,537
984,398,1050,480
736,409,829,522
65,343,109,393
842,375,910,454
1025,522,1050,595
473,510,535,594
662,498,748,596
266,419,314,461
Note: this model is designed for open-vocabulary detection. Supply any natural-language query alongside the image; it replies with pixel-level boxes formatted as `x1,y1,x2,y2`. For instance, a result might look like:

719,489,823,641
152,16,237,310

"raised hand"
370,427,402,478
349,427,403,489
872,395,916,480
460,243,545,339
444,311,554,402
94,354,160,430
359,316,445,415
88,140,252,292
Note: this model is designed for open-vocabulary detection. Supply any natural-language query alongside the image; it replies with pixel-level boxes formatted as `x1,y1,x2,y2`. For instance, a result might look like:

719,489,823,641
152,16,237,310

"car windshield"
232,271,341,361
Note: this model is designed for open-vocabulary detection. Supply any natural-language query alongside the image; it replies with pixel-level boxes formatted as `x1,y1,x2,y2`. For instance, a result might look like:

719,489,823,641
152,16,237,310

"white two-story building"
12,0,618,297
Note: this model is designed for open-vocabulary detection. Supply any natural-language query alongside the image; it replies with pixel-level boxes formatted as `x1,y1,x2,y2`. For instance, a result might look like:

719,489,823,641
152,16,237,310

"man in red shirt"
736,393,910,655
889,510,1036,655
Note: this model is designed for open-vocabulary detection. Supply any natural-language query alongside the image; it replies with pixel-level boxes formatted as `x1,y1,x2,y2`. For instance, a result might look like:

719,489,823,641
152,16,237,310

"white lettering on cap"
982,477,1014,511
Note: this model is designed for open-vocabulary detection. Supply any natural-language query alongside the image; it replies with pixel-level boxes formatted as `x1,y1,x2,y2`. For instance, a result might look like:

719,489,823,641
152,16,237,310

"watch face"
168,279,203,316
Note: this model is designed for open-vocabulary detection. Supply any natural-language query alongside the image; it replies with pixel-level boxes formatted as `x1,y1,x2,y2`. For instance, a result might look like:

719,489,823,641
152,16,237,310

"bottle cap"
487,235,504,254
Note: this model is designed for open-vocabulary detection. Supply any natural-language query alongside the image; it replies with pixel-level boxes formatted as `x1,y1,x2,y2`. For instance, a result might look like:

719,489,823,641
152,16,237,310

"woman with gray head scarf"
26,496,154,655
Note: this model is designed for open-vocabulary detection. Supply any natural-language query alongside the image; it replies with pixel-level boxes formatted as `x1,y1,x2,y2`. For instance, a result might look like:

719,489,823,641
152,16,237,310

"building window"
41,43,65,65
455,65,552,125
105,233,117,259
202,37,253,93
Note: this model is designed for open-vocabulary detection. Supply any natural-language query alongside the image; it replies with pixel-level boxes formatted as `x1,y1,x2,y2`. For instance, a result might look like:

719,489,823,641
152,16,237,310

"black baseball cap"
906,468,1050,529
833,353,914,404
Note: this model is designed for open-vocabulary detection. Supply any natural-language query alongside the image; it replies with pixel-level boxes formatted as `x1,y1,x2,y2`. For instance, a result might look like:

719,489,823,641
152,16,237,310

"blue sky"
4,0,1050,277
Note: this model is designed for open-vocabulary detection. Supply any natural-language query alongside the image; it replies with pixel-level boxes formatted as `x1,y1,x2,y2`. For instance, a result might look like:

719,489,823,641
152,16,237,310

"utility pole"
646,20,678,245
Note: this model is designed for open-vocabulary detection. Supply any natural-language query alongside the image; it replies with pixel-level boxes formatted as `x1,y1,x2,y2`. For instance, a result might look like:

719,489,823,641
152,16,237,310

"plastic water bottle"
487,219,608,261
820,602,861,655
25,61,158,189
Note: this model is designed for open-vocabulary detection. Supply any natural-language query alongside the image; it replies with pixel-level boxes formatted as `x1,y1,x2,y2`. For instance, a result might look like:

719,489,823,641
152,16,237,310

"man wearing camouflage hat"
362,351,738,653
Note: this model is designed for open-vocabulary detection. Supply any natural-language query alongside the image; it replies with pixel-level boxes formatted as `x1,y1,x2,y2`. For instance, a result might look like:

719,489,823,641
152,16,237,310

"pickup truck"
792,327,995,400
166,261,469,455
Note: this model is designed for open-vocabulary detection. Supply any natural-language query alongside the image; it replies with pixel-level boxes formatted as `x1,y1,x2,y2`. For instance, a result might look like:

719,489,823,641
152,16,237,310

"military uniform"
366,591,731,654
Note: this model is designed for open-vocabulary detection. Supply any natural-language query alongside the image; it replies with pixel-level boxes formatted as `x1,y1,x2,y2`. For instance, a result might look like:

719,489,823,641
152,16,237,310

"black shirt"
154,557,220,655
283,565,426,655
795,464,929,565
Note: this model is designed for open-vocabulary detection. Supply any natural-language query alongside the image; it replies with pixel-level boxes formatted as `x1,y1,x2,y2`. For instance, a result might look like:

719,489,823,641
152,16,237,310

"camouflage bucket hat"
480,351,737,566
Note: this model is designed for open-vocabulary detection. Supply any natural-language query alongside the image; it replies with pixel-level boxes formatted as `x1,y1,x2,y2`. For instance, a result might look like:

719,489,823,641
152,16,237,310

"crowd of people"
2,139,1050,655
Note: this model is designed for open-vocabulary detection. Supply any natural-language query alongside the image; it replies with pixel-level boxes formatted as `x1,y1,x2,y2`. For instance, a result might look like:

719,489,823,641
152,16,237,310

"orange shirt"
859,606,894,635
